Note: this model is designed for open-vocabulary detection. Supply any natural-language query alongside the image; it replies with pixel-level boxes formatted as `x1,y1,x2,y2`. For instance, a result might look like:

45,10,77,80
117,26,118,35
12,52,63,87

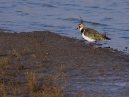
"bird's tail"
103,32,111,40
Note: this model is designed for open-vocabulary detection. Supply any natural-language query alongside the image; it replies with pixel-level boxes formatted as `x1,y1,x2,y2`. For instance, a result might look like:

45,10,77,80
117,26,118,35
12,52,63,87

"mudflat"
0,31,129,97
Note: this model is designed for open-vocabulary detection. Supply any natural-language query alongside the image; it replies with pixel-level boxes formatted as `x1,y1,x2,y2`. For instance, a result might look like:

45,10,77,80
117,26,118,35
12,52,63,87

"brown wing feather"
84,28,110,41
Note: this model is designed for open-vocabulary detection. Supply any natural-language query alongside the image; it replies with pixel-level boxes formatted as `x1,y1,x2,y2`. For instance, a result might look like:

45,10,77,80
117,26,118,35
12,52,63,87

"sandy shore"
0,31,129,97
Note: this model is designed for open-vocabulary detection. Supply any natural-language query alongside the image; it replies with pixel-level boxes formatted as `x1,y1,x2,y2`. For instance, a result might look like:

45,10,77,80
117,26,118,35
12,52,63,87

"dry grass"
58,64,67,83
30,54,36,58
42,85,64,97
8,49,21,61
0,84,7,97
42,56,47,63
24,71,65,97
8,49,19,57
76,91,85,97
21,48,30,55
0,51,67,97
0,57,9,76
41,74,64,97
0,57,9,68
25,71,39,92
16,63,25,70
0,49,83,97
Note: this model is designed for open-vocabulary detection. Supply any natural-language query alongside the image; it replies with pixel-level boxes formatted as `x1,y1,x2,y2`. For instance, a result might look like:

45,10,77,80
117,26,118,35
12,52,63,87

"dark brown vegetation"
0,31,129,97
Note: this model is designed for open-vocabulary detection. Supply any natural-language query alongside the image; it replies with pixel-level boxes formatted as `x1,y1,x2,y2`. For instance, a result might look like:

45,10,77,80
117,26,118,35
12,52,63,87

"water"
0,0,129,53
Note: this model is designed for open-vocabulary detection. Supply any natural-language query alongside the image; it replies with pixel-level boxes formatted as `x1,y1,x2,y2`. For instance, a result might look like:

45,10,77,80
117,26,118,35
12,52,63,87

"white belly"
82,33,96,42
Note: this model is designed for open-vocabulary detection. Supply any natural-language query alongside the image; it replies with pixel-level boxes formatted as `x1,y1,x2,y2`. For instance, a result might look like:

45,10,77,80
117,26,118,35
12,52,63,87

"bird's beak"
76,27,78,30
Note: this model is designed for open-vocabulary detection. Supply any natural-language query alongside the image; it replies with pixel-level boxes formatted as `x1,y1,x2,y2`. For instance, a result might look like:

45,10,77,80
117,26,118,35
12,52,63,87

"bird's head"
76,16,86,31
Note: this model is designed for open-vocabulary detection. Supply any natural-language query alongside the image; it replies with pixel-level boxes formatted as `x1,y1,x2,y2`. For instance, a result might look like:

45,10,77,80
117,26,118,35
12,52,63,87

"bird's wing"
84,28,104,40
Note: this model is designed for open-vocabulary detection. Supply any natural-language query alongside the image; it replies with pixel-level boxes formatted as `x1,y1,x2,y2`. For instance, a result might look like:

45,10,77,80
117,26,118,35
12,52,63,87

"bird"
76,16,111,49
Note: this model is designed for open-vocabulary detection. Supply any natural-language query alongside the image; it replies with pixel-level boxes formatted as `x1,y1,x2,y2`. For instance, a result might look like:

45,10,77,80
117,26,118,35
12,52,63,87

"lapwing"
76,16,111,48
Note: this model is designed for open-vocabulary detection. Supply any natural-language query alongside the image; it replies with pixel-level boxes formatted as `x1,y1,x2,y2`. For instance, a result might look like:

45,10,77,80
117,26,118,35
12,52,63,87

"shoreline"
0,31,129,97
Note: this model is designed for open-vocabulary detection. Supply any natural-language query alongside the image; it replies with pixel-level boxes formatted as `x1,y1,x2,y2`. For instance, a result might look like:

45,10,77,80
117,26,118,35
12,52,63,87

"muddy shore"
0,31,129,97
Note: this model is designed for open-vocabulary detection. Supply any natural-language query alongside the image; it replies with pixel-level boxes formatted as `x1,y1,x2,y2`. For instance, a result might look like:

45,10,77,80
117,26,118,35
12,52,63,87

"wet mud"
0,31,129,97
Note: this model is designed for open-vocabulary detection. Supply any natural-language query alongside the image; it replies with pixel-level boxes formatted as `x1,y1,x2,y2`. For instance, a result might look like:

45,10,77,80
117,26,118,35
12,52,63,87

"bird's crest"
76,16,87,31
79,16,83,24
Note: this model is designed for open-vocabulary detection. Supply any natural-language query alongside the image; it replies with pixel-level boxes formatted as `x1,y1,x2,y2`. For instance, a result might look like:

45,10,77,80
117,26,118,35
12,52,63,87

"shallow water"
0,0,129,52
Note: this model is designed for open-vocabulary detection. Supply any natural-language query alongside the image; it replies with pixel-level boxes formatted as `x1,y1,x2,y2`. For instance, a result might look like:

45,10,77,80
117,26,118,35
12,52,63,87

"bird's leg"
89,42,92,49
89,42,94,49
93,41,97,49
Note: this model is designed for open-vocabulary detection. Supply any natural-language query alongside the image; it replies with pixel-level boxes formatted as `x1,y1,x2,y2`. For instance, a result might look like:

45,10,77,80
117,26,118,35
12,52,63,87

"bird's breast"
82,33,96,42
